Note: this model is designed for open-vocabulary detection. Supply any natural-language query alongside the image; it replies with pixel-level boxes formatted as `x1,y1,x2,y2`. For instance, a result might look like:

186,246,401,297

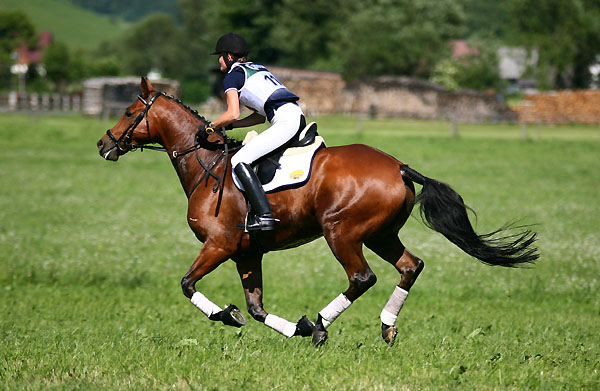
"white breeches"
231,103,303,167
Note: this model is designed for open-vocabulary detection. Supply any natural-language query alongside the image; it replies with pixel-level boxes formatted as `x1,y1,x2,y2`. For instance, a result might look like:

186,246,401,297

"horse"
97,78,538,346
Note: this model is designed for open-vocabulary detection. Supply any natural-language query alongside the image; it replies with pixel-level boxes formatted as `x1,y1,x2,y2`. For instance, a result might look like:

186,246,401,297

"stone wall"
268,67,518,122
268,67,346,115
83,77,180,117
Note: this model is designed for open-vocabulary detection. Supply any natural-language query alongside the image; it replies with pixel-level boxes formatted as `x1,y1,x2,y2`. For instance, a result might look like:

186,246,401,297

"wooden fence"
0,92,82,113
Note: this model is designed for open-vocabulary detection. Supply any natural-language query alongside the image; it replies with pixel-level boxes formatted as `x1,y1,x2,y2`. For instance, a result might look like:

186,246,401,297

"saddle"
245,119,323,185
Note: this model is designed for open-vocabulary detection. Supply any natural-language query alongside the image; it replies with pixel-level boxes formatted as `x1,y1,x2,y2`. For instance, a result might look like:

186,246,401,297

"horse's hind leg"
366,235,424,345
312,238,377,346
234,254,314,338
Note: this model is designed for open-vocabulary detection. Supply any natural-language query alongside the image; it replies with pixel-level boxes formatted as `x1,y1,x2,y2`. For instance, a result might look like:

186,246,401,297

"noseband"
105,92,165,154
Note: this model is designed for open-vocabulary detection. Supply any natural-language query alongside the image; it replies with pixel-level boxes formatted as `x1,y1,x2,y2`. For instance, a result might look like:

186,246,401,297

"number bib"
230,62,292,117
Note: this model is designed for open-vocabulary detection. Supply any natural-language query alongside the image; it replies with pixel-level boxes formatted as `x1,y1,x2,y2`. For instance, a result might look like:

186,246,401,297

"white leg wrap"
319,293,352,328
190,292,223,318
380,286,409,326
264,314,297,338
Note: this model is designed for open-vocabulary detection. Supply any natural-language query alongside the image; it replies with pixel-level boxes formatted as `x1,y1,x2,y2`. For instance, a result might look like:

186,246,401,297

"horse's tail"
401,165,539,267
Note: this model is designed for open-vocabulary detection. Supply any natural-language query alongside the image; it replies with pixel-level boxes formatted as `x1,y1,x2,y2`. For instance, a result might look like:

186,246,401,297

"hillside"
0,0,129,49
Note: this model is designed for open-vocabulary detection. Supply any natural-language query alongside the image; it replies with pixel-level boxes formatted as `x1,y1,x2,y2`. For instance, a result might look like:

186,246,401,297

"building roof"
13,31,53,65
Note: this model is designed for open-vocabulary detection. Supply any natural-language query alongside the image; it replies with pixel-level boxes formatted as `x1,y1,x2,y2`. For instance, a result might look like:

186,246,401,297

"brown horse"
97,78,538,346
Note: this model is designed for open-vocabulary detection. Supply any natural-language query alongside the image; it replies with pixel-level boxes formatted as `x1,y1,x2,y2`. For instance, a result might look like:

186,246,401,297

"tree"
0,10,36,54
117,13,185,78
268,0,349,70
462,0,511,39
44,41,74,91
0,10,37,88
509,0,600,89
331,0,465,80
432,38,504,91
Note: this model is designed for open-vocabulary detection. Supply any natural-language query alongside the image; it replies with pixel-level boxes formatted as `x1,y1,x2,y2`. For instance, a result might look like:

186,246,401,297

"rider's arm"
230,111,266,128
212,89,240,128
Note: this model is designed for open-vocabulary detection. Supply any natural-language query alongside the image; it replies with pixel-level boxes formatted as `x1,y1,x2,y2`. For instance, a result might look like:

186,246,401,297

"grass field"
1,113,599,390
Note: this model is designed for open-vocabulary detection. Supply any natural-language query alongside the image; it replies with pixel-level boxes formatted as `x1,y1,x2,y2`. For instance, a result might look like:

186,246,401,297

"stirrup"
235,213,279,232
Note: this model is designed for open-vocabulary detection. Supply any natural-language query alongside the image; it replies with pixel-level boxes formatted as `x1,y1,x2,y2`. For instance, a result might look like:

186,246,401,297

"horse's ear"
140,77,154,99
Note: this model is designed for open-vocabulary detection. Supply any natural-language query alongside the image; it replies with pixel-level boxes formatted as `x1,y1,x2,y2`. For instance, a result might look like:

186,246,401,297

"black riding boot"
234,163,278,231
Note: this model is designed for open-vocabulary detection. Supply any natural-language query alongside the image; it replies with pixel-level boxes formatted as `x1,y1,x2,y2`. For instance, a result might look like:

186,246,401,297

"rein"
107,91,242,217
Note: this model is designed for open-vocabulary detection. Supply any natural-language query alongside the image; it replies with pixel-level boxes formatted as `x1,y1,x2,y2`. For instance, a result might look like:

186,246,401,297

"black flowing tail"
401,165,539,267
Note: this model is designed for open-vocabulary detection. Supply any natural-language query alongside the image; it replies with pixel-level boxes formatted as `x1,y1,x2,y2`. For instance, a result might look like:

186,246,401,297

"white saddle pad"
233,136,325,193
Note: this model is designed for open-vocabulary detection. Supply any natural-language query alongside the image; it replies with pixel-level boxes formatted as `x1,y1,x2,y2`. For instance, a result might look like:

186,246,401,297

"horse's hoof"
312,329,328,346
295,315,315,337
382,324,398,345
220,304,246,328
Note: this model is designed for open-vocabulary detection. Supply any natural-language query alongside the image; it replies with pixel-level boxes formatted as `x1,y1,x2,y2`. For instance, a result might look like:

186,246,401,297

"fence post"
520,121,528,140
62,95,70,111
30,93,39,111
8,92,17,111
356,114,363,135
449,114,459,137
72,95,81,112
41,93,50,111
52,94,60,110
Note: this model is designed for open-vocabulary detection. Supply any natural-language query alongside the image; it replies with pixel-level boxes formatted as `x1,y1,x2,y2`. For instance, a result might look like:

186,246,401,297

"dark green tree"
462,0,511,39
268,0,348,70
118,13,184,78
331,0,465,80
0,10,36,54
0,10,37,88
509,0,600,88
43,41,72,91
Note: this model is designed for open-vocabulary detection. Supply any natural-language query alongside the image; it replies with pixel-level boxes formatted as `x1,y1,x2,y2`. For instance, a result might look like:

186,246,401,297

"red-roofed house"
450,40,480,58
12,31,53,66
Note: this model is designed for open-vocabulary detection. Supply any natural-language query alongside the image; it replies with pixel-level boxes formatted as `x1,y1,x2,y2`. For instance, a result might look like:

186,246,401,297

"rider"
209,33,305,231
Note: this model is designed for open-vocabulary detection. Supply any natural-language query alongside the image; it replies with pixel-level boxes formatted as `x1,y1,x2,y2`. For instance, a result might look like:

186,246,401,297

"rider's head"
212,33,249,71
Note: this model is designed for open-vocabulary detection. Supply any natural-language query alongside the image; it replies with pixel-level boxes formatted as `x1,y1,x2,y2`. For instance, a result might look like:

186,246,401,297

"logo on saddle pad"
233,123,325,193
290,170,304,180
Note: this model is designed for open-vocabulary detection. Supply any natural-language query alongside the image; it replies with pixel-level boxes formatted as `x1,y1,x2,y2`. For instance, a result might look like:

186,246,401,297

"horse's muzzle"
97,136,119,161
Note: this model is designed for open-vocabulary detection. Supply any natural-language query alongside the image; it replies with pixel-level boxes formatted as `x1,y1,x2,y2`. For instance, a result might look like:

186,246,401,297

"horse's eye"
125,110,133,117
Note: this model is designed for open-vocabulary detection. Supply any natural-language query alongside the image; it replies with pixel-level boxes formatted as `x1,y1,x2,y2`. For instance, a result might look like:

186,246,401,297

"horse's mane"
160,92,242,150
161,93,210,125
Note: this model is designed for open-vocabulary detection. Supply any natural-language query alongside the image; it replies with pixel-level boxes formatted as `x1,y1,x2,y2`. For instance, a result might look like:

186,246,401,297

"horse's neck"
156,106,221,198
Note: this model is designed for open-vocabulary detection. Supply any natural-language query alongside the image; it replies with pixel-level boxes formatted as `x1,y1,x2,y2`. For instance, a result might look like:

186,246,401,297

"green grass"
1,113,599,390
1,0,129,49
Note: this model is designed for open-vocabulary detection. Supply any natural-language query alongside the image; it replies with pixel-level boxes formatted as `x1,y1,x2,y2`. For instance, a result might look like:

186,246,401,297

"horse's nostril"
97,139,103,149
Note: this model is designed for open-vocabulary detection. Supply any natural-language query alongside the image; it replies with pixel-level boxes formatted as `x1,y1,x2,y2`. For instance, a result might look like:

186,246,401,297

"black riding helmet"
211,33,249,57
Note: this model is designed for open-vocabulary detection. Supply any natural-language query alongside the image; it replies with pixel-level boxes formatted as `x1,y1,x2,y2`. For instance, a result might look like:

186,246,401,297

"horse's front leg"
235,254,314,338
182,241,246,327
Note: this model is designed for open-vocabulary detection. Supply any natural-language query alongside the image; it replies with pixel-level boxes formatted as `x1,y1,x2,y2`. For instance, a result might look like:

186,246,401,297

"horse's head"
97,77,161,161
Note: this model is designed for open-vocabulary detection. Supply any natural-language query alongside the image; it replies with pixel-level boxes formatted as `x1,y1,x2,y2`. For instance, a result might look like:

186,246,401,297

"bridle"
105,92,166,154
105,91,242,216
